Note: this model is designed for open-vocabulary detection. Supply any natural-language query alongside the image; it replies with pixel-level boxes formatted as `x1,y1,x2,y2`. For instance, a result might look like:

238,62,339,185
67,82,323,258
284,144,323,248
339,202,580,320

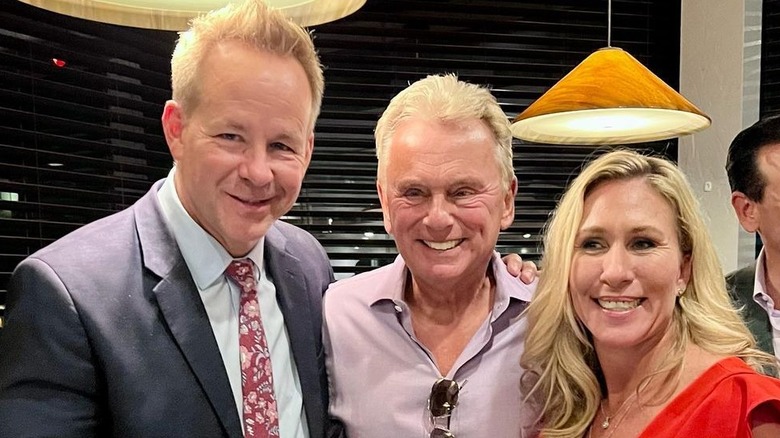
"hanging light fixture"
16,0,366,30
511,1,710,145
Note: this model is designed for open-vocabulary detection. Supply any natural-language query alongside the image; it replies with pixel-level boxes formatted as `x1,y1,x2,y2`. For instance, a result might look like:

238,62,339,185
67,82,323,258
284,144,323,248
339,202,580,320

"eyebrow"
223,121,247,132
222,121,306,143
394,176,483,188
576,225,664,235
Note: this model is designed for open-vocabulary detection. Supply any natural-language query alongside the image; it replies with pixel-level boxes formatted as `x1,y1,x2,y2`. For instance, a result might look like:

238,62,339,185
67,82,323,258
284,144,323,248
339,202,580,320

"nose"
238,144,274,186
599,245,634,289
422,195,455,231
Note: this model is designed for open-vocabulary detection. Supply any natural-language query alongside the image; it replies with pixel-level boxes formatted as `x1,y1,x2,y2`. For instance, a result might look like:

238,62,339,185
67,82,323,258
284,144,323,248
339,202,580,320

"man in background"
726,114,780,360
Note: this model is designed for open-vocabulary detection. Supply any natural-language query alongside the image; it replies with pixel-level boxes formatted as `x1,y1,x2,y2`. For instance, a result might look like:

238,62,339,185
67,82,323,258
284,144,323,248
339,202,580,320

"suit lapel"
134,182,243,438
729,264,774,356
739,265,774,354
264,227,323,437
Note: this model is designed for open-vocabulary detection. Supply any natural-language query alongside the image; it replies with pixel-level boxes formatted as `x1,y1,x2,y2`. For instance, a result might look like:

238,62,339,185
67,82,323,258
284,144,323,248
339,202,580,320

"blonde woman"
521,150,780,437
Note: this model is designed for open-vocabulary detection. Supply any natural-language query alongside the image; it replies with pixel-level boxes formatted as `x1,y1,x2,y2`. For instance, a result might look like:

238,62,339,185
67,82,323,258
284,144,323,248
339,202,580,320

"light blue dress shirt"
157,168,308,437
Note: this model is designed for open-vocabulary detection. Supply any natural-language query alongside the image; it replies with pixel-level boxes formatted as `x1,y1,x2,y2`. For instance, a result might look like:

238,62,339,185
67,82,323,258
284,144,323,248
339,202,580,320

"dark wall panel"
0,0,682,318
295,0,682,277
764,0,780,117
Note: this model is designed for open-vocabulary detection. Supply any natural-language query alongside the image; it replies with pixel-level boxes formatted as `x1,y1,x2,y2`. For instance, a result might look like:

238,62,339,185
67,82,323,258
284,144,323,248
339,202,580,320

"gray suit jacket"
726,263,774,355
0,180,334,437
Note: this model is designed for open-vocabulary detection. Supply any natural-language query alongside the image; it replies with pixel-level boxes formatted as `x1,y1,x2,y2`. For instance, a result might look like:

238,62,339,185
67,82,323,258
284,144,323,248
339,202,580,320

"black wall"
0,0,691,314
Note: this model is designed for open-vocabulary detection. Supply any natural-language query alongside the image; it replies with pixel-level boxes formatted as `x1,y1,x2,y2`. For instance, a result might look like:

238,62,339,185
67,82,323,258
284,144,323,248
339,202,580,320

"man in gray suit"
726,114,780,360
0,1,334,436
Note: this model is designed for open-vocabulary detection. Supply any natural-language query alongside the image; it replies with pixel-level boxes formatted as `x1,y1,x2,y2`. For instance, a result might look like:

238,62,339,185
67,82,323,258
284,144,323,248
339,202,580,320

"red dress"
639,357,780,437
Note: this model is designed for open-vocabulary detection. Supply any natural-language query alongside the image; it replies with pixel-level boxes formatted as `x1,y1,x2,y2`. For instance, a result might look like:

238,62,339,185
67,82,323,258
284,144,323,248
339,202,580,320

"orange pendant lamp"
16,0,366,30
511,3,710,145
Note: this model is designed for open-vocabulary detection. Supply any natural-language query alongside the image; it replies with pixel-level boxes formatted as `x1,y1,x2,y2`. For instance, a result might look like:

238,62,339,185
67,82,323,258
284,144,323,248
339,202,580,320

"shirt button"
394,305,403,313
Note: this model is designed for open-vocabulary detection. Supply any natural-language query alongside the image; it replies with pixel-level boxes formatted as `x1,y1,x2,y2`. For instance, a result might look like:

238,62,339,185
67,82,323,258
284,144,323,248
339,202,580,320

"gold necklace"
599,392,638,429
588,393,638,438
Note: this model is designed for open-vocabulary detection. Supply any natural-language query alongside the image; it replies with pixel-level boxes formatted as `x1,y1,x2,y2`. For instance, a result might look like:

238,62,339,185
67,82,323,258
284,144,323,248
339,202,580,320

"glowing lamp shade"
16,0,367,30
511,47,711,145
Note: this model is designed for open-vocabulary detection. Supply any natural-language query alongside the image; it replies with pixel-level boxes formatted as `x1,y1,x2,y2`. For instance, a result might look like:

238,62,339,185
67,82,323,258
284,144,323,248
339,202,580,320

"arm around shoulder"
0,258,104,437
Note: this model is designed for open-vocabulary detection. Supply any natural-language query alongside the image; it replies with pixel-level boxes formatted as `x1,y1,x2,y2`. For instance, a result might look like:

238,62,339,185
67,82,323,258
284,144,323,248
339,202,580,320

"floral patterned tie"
226,259,280,437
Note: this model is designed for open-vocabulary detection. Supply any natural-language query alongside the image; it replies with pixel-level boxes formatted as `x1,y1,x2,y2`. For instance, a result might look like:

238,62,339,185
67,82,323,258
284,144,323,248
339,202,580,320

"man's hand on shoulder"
502,253,538,284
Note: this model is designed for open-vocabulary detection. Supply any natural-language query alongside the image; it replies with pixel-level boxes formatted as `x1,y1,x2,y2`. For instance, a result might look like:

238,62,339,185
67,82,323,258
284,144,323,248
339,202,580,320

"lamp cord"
607,0,612,47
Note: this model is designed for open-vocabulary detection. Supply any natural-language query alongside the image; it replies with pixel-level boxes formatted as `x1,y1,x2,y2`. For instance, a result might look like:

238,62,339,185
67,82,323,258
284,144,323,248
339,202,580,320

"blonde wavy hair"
170,0,324,131
374,74,514,188
520,149,776,438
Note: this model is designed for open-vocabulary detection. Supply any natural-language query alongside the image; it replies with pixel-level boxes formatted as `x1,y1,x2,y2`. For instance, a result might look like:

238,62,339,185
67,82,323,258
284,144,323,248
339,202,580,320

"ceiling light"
511,2,710,145
17,0,366,30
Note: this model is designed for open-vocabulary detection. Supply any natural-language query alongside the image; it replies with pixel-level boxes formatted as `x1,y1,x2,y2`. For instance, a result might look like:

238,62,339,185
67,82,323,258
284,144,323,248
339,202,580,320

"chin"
225,225,270,250
245,225,272,242
593,329,651,348
422,264,469,280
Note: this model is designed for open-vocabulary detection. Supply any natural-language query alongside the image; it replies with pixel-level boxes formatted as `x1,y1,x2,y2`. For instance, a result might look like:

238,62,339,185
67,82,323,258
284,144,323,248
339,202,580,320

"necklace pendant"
601,418,610,429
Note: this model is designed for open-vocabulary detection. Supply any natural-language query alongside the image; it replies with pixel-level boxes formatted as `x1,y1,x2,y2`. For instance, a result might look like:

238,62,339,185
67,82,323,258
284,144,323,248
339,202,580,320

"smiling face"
162,40,314,257
569,178,690,353
377,117,516,286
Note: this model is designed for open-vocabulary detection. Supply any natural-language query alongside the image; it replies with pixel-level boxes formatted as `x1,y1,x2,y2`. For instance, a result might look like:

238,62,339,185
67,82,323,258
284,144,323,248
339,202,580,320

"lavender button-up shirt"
324,252,539,438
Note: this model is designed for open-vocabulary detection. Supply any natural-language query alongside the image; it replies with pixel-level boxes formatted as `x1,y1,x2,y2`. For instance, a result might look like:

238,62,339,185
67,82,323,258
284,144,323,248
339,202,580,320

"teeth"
598,299,641,311
424,240,461,250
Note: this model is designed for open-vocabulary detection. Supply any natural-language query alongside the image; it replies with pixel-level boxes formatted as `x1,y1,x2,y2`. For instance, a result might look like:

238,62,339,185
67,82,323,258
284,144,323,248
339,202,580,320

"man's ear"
162,100,185,160
377,179,393,235
500,177,518,230
304,133,314,168
731,191,759,233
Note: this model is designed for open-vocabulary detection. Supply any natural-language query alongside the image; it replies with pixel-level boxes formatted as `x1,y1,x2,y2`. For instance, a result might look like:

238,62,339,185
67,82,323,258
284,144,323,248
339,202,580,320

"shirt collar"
368,251,536,311
156,167,265,289
755,247,767,299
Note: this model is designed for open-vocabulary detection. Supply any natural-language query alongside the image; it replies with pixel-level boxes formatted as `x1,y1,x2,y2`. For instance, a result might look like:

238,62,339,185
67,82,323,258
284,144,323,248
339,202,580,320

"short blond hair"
520,149,776,437
170,0,324,131
374,74,514,189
